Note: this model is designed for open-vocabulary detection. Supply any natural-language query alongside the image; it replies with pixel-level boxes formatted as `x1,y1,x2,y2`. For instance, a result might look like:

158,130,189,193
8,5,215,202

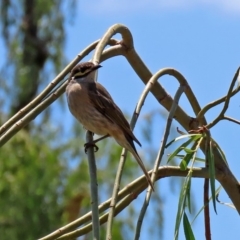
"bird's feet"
84,142,99,153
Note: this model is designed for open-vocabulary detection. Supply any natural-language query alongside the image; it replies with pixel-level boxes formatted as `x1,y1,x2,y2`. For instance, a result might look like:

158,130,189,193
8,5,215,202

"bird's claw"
84,142,99,153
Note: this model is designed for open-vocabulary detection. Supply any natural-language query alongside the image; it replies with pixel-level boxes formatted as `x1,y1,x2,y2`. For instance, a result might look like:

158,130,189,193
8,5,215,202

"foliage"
0,130,66,239
1,4,238,240
0,0,74,114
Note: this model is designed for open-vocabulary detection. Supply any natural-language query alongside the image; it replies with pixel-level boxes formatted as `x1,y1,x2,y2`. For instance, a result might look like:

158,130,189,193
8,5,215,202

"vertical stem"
106,148,128,240
86,131,100,240
204,178,211,240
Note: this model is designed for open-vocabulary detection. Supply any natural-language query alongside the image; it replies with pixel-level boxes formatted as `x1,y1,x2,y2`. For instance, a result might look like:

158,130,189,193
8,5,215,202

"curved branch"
105,147,128,240
197,67,240,125
1,23,239,217
223,116,240,125
118,37,240,214
136,85,186,240
92,23,134,64
206,67,240,129
40,166,210,240
0,40,99,136
97,25,136,240
0,39,119,147
124,49,206,131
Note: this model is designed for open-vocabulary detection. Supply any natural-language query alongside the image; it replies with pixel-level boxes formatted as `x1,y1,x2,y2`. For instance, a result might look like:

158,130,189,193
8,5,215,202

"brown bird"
66,62,154,190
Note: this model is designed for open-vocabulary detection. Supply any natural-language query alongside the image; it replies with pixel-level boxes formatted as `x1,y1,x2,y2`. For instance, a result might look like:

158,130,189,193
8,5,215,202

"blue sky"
64,2,240,239
1,1,240,239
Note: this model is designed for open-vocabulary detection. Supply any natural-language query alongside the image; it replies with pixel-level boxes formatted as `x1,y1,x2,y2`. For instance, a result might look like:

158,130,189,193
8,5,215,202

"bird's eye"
71,64,92,78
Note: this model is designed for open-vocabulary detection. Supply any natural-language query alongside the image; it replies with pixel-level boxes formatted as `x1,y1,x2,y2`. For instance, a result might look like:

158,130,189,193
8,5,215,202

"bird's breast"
66,82,112,136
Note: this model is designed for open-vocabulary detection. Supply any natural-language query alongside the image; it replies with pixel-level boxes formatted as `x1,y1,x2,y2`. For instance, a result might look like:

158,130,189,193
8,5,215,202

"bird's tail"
115,133,154,190
129,147,154,191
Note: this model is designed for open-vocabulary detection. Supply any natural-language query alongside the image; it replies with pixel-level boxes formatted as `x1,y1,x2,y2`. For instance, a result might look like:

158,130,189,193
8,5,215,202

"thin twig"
125,54,205,128
105,149,127,240
223,116,240,125
0,81,67,147
135,83,186,240
39,166,210,240
197,68,240,128
206,68,240,129
86,131,100,240
0,40,100,136
56,187,146,240
204,178,211,240
105,123,141,240
0,40,119,147
98,24,137,240
131,67,240,213
58,167,210,240
196,86,240,121
122,42,240,215
204,130,212,240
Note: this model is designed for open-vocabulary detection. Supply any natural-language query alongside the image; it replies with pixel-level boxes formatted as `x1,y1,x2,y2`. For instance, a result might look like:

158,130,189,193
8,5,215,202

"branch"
92,24,133,64
0,39,119,147
206,67,240,129
88,24,203,239
90,24,135,240
39,166,210,240
136,78,186,239
118,38,240,213
223,116,240,125
197,68,240,127
86,131,100,240
0,40,99,136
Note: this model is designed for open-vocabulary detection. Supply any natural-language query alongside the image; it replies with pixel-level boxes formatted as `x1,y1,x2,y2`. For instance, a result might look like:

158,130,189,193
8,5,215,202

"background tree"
0,1,164,239
1,1,237,240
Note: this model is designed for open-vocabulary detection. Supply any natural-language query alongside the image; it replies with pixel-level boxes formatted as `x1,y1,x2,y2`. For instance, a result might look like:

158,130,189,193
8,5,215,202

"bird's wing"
87,82,141,146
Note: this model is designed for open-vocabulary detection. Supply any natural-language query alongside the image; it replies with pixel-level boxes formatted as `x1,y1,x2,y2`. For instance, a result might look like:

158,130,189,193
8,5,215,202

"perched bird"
66,62,154,190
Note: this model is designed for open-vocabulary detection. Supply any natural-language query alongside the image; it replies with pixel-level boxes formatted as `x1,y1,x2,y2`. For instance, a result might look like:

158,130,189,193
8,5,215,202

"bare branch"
197,68,240,128
223,116,240,125
39,166,210,240
136,81,186,239
86,131,100,240
0,40,99,136
0,39,119,147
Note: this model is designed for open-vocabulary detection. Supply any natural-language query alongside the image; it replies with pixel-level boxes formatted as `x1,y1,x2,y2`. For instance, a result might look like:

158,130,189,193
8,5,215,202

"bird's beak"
92,64,102,71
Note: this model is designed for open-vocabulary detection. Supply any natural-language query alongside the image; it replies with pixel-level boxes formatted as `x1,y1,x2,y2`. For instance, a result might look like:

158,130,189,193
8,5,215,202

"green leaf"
167,136,200,163
165,134,202,149
186,176,192,213
180,152,194,170
191,186,222,224
174,171,192,240
208,140,217,213
183,148,197,154
183,212,195,240
175,154,206,163
211,138,228,166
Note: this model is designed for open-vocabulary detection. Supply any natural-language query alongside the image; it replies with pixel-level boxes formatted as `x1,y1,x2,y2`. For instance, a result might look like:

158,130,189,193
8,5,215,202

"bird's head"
69,62,102,81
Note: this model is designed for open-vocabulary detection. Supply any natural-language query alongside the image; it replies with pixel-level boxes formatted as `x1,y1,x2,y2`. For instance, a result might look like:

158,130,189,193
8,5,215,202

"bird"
66,62,154,190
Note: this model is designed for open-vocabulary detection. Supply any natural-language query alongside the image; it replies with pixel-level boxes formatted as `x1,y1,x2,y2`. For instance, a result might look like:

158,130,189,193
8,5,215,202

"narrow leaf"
165,134,202,149
183,212,195,240
208,140,217,213
212,138,228,166
175,154,205,163
186,176,192,213
174,172,192,240
180,152,194,170
184,148,197,154
191,186,222,224
168,138,196,163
